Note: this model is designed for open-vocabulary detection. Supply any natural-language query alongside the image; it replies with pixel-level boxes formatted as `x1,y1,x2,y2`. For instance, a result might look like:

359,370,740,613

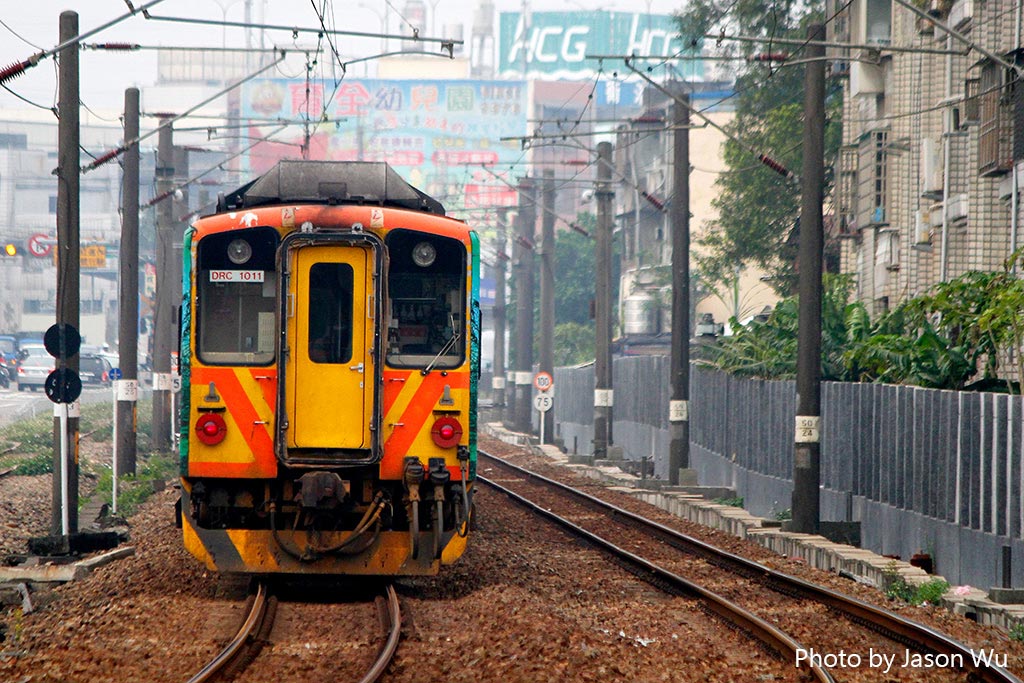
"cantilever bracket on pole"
621,56,798,182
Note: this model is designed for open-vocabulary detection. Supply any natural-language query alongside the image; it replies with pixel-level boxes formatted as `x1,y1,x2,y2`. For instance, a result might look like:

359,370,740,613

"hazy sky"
0,0,685,116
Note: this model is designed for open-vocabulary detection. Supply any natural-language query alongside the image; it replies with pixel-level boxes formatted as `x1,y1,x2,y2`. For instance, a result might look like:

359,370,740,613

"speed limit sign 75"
533,394,554,413
533,371,554,392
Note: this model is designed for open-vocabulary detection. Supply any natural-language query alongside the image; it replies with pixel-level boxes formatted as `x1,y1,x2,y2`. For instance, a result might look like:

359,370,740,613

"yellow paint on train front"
286,244,376,449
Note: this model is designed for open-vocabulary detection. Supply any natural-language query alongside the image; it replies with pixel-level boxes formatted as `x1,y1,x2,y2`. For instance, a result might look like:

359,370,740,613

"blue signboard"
498,11,702,81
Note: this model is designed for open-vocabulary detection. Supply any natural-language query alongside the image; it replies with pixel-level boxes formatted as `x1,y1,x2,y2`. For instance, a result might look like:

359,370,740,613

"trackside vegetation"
702,251,1024,393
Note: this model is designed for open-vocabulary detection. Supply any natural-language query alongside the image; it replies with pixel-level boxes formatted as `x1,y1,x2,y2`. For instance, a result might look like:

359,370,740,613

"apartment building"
831,0,1023,315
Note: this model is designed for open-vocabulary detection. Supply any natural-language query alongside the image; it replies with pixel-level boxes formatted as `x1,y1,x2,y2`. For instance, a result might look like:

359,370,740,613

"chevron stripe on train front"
188,366,277,478
381,369,469,479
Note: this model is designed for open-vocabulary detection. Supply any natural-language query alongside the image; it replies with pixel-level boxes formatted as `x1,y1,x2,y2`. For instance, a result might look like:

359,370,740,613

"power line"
0,0,167,86
143,12,461,54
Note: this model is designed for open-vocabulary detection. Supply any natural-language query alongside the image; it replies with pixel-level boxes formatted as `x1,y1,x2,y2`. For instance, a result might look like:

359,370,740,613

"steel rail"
480,450,1023,683
478,471,835,683
185,580,270,683
360,584,402,683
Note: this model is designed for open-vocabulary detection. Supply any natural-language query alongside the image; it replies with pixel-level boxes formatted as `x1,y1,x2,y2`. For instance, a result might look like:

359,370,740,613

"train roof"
216,160,446,216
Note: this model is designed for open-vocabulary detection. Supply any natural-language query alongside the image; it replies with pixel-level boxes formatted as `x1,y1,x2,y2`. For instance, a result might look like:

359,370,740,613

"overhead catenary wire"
142,12,461,55
0,0,167,86
81,50,288,174
147,124,292,208
619,55,797,181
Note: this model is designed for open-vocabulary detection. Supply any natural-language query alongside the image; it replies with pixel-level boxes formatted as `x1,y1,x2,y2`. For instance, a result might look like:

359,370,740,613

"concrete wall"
551,359,1024,588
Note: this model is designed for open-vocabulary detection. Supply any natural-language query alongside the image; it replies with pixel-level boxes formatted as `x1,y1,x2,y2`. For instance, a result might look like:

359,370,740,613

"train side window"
307,263,353,364
196,227,278,365
385,229,466,369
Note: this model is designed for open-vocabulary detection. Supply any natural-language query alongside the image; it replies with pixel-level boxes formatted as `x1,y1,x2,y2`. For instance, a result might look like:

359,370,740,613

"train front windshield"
385,229,466,369
196,227,279,365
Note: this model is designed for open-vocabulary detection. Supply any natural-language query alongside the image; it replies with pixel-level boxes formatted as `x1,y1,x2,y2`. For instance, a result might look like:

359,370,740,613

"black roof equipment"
216,160,445,215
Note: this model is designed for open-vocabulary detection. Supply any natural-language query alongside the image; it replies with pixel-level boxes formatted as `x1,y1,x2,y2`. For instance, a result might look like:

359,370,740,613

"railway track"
185,580,401,683
479,449,1023,683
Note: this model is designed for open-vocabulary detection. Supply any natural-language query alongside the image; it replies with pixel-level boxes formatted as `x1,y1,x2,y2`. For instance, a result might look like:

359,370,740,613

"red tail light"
195,413,227,445
430,416,462,448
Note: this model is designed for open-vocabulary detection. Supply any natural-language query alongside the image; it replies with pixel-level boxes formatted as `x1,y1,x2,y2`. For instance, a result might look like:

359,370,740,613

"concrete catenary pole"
52,10,81,536
539,169,556,442
791,23,826,534
593,141,613,459
493,209,508,419
117,87,140,476
668,95,691,483
151,122,175,450
513,176,536,433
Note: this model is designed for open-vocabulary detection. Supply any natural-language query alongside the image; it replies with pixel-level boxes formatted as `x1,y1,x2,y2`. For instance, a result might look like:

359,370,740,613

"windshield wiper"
421,314,460,375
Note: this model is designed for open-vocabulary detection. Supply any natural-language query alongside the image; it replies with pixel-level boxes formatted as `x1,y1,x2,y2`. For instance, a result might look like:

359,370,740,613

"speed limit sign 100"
533,371,554,392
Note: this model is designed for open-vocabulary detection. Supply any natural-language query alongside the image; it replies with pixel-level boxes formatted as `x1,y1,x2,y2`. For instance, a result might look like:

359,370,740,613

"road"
0,385,124,428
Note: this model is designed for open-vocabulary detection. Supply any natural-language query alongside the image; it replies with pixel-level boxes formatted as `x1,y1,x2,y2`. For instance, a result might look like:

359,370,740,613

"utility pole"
493,209,509,420
791,23,826,534
593,141,613,459
539,169,556,443
513,176,535,433
668,95,691,484
52,10,80,536
117,87,140,477
151,121,174,451
170,145,189,449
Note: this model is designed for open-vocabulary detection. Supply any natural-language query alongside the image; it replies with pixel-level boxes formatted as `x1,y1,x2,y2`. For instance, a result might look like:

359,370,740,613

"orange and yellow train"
176,160,479,575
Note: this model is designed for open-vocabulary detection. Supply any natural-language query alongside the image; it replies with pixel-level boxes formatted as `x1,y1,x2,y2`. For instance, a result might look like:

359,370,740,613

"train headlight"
195,413,227,445
430,416,462,448
412,241,436,267
226,238,253,265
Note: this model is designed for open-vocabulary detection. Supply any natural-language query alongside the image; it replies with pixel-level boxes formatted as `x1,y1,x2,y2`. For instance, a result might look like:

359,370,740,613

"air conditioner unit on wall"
920,138,943,199
946,193,968,225
949,0,973,29
915,209,933,244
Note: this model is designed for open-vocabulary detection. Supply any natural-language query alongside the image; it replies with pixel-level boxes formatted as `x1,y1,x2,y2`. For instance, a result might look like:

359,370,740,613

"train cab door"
285,243,376,452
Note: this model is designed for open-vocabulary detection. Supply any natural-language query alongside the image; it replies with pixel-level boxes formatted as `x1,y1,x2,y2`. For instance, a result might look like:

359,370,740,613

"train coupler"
294,471,349,510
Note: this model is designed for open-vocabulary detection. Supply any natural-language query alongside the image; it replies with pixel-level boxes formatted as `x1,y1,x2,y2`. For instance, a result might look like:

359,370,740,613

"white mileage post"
533,371,554,445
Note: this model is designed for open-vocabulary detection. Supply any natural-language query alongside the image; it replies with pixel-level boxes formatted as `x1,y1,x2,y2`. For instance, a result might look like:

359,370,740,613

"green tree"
676,3,843,295
706,274,868,380
554,216,598,326
708,259,1024,392
508,212,618,366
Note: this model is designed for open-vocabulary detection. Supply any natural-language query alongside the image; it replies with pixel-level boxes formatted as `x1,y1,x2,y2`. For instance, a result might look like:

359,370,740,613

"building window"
978,61,1013,176
857,130,889,227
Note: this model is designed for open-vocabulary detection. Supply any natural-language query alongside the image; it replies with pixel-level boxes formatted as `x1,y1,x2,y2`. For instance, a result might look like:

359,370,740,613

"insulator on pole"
749,52,789,62
0,53,42,85
758,153,794,179
641,191,665,211
82,145,127,172
91,42,140,51
146,189,174,207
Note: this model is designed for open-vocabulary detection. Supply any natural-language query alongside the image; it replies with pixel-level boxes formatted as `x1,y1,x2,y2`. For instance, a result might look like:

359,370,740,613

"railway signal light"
3,241,20,257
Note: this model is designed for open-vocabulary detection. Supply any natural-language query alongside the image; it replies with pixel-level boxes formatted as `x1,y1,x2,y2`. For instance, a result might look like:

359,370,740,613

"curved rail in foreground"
478,470,835,683
183,581,400,683
186,580,271,683
480,450,1023,683
360,584,402,683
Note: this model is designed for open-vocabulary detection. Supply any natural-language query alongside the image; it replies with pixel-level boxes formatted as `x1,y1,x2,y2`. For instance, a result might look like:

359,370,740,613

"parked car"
79,353,112,385
17,345,54,392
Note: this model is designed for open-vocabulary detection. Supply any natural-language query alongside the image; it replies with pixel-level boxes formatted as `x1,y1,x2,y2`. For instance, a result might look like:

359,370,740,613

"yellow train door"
286,244,374,450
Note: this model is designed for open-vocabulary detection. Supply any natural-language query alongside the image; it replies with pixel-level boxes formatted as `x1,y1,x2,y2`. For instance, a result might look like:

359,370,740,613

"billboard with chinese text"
239,78,528,213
